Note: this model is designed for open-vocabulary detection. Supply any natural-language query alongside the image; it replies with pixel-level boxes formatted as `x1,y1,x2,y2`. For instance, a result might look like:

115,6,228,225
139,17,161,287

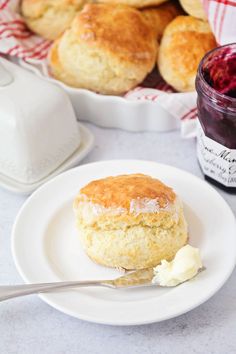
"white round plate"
12,160,236,326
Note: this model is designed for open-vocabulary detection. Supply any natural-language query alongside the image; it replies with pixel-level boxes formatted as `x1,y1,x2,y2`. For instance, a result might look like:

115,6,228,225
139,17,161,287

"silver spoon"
0,267,205,302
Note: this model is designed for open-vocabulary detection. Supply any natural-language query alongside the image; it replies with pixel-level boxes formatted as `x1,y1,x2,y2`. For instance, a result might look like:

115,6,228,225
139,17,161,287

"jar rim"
196,43,236,110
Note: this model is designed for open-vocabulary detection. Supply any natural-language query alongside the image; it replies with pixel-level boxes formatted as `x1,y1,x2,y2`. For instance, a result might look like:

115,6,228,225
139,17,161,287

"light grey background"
0,123,235,354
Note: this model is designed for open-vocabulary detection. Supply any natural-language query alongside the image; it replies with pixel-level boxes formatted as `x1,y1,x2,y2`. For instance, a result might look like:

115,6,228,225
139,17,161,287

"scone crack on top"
74,173,177,216
76,193,179,217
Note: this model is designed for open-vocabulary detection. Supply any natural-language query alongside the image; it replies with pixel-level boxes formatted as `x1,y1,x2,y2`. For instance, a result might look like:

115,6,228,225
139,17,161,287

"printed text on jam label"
197,123,236,187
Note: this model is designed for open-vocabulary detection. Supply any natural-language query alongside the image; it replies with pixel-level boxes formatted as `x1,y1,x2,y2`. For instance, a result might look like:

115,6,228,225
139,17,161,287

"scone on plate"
96,0,168,9
21,0,87,40
179,0,207,20
142,0,183,41
158,16,217,92
48,4,158,95
73,174,188,270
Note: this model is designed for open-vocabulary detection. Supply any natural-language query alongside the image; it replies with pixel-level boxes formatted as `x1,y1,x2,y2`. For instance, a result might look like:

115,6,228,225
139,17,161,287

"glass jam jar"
196,43,236,193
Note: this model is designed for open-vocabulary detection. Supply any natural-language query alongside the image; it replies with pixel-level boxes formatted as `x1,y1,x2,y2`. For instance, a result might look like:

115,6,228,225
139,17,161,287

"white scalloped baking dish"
19,59,180,132
63,86,180,132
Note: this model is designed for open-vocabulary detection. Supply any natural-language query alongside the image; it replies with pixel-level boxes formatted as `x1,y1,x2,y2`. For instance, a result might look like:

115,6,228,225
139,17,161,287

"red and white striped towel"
0,0,235,137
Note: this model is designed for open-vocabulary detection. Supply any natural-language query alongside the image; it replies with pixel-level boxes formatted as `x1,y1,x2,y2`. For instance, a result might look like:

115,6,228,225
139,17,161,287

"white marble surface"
0,123,235,354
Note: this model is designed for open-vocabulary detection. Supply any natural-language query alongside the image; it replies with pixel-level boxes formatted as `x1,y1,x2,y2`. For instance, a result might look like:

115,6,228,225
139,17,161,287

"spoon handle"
0,280,113,302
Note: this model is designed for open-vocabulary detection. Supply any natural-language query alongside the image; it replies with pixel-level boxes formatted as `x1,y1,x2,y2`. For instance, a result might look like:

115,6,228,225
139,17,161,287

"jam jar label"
197,122,236,187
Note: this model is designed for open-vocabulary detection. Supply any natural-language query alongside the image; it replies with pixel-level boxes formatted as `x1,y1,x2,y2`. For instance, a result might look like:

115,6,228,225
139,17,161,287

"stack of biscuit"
21,0,217,94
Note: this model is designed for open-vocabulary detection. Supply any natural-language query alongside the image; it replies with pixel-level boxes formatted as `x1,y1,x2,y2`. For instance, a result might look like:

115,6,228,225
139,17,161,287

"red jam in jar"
195,44,236,193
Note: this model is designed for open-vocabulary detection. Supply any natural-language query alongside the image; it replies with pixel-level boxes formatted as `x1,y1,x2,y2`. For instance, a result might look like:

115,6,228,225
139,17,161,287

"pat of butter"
152,245,202,287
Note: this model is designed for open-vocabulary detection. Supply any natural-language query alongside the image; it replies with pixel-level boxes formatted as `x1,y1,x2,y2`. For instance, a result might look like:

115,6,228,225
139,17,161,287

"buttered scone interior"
73,174,188,270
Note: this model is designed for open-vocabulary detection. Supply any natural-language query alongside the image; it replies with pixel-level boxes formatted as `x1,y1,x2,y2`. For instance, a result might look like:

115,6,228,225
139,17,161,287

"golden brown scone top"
96,0,169,10
21,0,86,40
77,174,176,210
21,0,83,18
48,3,157,94
163,15,212,34
142,1,183,40
158,16,217,92
70,3,157,64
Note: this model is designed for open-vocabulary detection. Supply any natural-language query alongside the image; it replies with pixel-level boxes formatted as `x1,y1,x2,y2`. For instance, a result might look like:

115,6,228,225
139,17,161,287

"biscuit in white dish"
158,16,217,92
48,4,158,95
21,0,87,40
179,0,207,20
